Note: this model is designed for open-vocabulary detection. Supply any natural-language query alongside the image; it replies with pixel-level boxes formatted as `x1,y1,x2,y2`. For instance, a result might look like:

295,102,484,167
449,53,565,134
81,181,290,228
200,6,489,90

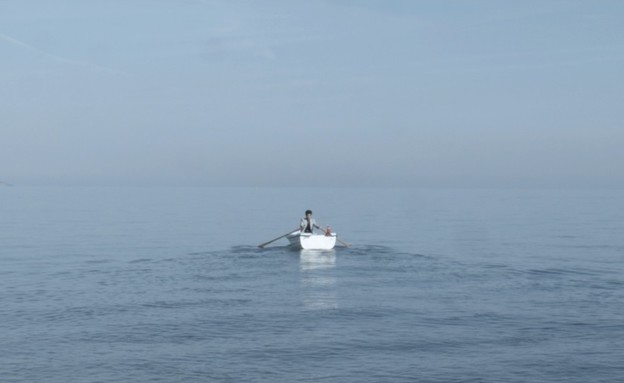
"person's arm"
313,219,321,230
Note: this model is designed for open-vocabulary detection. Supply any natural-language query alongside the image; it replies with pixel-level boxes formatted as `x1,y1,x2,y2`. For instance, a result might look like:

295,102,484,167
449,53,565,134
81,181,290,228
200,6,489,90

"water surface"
1,187,623,382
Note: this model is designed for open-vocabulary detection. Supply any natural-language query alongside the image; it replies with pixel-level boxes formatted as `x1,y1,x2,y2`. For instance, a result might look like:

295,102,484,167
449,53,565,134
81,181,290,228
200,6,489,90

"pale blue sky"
1,0,623,187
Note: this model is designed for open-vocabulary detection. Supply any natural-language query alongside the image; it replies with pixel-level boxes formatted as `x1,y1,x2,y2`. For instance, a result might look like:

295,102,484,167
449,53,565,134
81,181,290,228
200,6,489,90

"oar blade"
337,237,351,248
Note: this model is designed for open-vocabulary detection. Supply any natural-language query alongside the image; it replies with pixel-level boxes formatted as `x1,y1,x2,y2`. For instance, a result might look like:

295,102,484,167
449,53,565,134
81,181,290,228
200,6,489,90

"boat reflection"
299,249,336,270
299,250,337,310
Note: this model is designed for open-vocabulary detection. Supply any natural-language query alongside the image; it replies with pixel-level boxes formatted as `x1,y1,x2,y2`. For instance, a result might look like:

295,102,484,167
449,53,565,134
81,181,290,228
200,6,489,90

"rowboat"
287,231,337,250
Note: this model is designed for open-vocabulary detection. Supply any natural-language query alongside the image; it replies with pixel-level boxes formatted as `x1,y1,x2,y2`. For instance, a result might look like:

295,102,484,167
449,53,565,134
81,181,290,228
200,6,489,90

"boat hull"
287,231,337,250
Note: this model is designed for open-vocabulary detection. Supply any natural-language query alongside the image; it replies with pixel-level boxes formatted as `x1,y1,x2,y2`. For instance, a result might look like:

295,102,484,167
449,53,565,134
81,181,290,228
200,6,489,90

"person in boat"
300,210,321,234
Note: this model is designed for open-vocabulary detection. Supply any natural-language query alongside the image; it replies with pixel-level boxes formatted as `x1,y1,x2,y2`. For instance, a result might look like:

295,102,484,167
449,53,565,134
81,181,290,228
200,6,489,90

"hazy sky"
1,0,623,187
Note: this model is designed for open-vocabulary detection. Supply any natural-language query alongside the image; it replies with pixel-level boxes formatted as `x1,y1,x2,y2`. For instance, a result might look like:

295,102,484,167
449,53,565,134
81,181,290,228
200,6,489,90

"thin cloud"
0,32,129,76
202,34,277,60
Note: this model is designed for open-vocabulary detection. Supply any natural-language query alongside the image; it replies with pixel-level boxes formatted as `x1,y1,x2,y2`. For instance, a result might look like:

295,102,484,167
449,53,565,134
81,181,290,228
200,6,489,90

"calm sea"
1,187,623,382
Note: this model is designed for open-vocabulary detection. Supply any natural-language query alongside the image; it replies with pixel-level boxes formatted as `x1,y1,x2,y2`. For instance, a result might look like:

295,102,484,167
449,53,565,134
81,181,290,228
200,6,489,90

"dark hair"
305,210,312,215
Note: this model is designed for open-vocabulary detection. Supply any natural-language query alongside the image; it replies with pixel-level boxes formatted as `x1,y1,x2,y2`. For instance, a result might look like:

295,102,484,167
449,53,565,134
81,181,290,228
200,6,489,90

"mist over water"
1,187,623,382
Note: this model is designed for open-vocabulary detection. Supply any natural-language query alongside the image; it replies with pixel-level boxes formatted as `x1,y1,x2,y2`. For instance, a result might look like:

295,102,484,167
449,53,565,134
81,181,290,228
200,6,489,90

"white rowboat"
287,231,337,250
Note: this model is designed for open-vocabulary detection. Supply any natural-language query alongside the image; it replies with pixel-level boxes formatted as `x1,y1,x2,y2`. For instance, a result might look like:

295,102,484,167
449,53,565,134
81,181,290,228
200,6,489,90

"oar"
258,229,299,248
336,237,351,248
318,223,351,248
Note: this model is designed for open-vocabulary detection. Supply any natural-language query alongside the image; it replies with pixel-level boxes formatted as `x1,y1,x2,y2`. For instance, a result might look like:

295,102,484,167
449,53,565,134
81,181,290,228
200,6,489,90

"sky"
1,0,623,188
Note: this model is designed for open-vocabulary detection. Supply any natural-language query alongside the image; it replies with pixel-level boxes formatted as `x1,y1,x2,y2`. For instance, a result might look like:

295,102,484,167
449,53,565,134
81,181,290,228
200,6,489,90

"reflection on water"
299,250,337,310
299,249,336,270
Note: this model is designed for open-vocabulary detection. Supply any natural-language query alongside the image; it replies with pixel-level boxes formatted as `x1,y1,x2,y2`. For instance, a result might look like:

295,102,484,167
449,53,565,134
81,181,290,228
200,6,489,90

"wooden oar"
258,229,299,248
336,237,351,248
318,222,351,248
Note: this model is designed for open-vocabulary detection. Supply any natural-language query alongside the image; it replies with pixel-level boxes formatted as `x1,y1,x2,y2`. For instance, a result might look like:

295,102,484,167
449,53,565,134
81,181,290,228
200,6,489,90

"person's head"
305,210,313,218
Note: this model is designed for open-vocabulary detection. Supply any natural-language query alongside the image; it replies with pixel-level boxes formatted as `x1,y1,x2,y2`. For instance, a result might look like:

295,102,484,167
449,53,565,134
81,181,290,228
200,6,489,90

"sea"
1,187,623,383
